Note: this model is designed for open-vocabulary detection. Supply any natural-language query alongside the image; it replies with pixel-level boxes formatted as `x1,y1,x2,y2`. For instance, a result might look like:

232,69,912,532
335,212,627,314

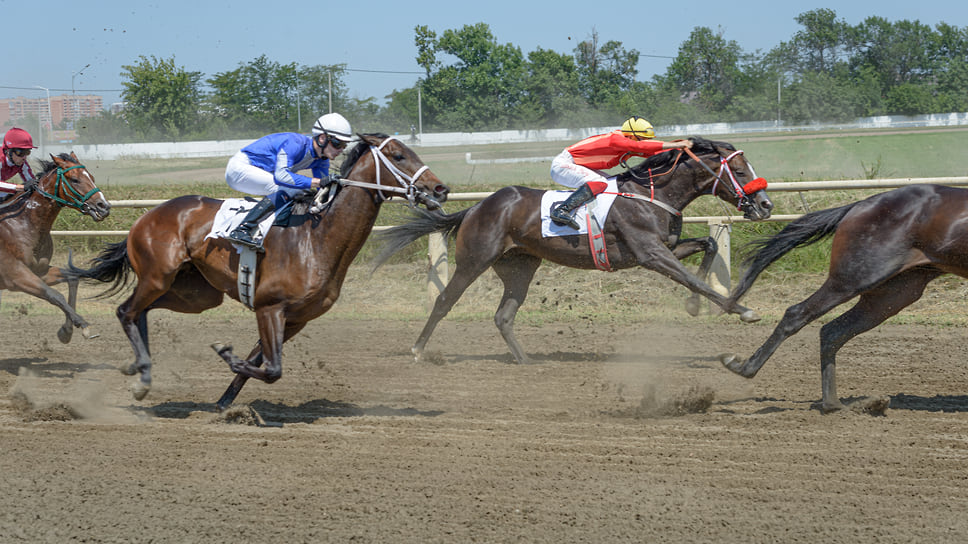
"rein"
606,150,688,217
35,165,102,211
338,137,430,206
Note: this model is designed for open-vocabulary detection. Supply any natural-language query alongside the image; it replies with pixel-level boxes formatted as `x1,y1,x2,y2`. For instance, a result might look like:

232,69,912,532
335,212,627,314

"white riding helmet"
312,113,353,142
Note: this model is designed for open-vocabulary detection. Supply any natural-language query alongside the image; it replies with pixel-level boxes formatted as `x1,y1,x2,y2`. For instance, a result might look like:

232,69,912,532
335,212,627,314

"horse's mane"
340,133,391,177
35,153,78,177
617,137,735,183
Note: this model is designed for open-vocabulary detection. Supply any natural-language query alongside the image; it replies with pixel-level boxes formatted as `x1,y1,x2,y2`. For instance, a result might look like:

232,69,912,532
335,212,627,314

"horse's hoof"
718,353,746,375
79,327,99,339
684,297,701,317
57,327,73,344
212,342,232,356
120,363,138,376
132,381,150,401
739,309,761,323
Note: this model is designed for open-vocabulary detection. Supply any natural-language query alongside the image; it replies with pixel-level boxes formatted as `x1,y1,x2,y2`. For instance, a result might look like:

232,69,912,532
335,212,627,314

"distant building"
0,94,104,137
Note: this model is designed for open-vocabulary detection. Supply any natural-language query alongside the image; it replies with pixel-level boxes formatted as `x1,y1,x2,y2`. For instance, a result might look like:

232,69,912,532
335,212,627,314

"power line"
344,68,424,75
0,85,121,92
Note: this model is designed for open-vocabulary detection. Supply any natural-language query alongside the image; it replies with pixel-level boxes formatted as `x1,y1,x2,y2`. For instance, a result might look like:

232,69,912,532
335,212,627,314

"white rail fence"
52,177,968,298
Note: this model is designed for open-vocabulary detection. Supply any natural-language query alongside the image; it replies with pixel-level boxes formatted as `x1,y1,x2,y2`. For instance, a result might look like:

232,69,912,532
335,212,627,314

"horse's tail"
65,239,133,298
728,202,858,304
371,207,470,272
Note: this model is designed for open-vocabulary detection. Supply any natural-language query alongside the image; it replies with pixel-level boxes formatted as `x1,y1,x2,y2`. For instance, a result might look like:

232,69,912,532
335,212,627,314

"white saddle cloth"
540,177,620,237
205,199,276,250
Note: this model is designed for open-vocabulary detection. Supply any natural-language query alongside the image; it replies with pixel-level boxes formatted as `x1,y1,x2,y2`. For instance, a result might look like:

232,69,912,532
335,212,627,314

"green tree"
781,8,853,74
120,55,203,140
666,26,742,113
517,47,585,127
574,29,639,109
784,71,865,122
853,16,938,90
208,55,301,133
415,23,526,131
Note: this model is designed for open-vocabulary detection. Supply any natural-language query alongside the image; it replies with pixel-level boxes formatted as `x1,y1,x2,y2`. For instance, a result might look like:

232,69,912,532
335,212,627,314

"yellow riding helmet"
620,116,655,140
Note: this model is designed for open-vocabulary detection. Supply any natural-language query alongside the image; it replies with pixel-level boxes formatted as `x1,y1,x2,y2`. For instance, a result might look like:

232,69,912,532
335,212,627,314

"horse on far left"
0,152,111,342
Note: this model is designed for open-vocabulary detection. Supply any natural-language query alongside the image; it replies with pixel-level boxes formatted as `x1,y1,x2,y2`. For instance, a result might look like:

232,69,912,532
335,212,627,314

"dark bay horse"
720,184,968,413
68,134,449,409
0,152,110,342
374,137,774,364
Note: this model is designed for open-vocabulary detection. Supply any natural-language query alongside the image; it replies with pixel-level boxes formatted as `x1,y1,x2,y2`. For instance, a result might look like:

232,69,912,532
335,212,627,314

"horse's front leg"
215,343,263,412
213,306,285,382
40,266,80,343
9,265,96,340
214,321,307,410
639,247,759,323
671,236,718,317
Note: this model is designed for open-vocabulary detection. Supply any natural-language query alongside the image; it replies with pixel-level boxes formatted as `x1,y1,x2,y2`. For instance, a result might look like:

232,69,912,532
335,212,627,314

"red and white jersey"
0,150,35,192
566,131,667,170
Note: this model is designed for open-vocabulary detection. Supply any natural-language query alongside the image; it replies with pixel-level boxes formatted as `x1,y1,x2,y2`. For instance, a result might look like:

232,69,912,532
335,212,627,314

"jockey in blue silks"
224,112,354,251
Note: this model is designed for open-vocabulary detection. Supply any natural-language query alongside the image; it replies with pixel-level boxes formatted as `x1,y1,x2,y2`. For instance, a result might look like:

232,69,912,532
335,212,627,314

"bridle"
34,165,103,213
337,137,433,207
683,147,764,211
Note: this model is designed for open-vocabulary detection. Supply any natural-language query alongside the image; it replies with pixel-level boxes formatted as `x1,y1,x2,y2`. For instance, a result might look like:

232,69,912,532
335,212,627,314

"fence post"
427,232,448,310
707,220,731,301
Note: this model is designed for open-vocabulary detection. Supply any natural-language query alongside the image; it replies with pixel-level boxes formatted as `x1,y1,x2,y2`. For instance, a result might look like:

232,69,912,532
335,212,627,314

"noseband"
36,165,102,212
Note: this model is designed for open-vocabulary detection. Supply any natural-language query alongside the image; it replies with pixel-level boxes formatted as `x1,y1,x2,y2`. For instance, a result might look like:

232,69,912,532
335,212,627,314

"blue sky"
5,1,967,109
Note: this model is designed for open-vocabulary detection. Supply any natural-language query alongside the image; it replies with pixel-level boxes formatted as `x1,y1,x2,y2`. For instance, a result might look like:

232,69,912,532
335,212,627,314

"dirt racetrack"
2,279,968,543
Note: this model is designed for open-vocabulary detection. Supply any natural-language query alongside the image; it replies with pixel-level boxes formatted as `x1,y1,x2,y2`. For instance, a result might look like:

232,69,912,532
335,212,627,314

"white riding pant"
225,151,303,200
550,150,608,189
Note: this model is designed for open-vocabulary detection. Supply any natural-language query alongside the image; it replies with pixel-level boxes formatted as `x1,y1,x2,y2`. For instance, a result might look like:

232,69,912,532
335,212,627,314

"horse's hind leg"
413,258,494,362
671,237,718,317
491,254,542,364
816,269,938,412
116,296,154,400
720,278,857,380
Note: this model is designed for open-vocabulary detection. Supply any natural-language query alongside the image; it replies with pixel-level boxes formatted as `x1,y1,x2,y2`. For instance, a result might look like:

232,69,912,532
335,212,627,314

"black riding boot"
227,197,276,252
550,183,595,230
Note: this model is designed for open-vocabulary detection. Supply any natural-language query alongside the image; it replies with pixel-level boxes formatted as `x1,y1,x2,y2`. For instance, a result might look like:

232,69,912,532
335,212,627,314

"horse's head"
685,138,773,221
35,152,111,221
341,134,449,210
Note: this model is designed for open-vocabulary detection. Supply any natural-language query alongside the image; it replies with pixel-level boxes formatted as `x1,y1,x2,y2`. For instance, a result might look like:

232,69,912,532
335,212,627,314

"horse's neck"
311,184,382,253
627,172,703,211
1,192,59,241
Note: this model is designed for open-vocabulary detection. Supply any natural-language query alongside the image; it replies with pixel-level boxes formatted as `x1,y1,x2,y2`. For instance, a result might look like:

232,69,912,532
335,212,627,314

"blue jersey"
241,132,329,190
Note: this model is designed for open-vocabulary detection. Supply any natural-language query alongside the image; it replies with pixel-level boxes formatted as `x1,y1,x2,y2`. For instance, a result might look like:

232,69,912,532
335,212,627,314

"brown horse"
373,137,774,364
0,152,110,342
720,184,968,412
68,134,449,410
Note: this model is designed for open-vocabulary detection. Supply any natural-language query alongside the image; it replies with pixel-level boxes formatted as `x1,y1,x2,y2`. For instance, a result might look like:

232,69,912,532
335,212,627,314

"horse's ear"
70,151,79,162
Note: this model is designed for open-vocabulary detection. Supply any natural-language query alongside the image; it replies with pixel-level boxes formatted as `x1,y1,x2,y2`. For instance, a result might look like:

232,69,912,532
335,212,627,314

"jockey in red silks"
0,127,37,201
549,116,692,230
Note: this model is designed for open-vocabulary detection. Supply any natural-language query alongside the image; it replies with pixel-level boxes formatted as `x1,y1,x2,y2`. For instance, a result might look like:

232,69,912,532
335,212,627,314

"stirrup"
227,230,265,252
550,208,580,230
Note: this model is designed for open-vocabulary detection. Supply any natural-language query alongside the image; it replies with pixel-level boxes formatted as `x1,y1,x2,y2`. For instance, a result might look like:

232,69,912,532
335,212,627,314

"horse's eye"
393,154,405,161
